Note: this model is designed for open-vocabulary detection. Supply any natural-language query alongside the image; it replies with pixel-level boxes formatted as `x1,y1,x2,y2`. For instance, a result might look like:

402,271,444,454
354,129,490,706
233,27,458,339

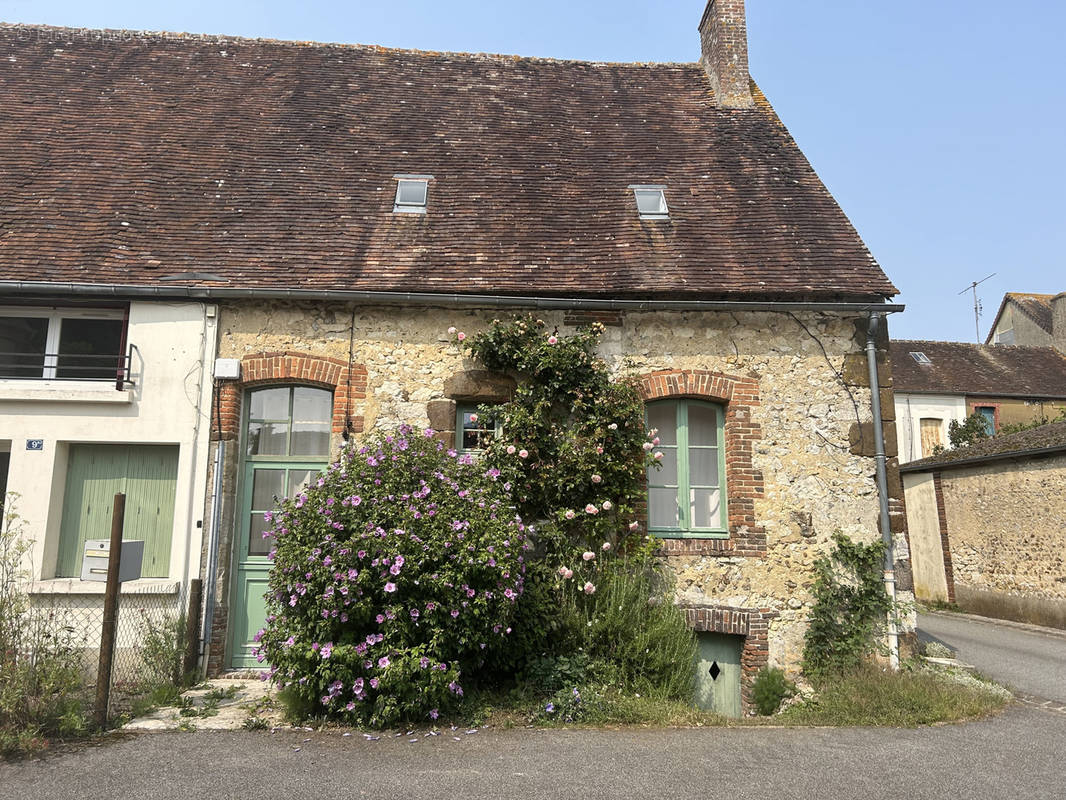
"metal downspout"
199,394,225,674
865,313,899,669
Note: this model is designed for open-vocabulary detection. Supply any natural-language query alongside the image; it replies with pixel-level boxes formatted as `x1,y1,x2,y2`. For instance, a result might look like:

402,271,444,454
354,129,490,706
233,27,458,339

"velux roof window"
393,175,431,214
909,352,932,365
631,185,669,219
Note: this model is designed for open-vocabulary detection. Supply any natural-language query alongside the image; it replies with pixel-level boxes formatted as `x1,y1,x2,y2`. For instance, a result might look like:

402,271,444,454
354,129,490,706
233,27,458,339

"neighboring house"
0,2,907,713
901,420,1066,629
985,291,1065,347
0,302,217,645
891,340,1066,463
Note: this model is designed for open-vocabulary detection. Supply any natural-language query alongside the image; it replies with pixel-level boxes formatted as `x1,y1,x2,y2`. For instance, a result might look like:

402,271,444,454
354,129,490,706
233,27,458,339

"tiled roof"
890,340,1066,398
0,25,898,301
901,419,1066,471
985,293,1055,342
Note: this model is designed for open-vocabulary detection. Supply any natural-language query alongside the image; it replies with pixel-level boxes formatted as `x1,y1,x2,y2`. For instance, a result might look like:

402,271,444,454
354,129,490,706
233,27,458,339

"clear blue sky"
2,0,1063,343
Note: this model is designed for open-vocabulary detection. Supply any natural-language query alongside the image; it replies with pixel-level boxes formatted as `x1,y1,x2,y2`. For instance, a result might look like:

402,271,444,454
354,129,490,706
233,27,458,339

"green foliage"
752,667,796,716
137,609,190,690
997,406,1066,436
948,413,993,448
802,533,892,679
456,318,695,703
463,316,651,551
777,664,1008,726
258,426,530,728
0,500,89,758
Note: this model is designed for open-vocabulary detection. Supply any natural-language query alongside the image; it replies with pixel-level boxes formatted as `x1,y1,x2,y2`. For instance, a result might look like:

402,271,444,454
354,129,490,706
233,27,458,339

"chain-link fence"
27,582,193,720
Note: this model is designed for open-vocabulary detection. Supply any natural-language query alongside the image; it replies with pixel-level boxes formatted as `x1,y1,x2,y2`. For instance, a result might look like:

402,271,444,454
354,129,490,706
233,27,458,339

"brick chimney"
698,0,754,109
1052,292,1066,355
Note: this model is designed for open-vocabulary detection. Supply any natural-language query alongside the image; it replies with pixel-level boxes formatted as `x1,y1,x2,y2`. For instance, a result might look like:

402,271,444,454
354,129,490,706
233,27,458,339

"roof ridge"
893,339,1063,353
0,21,700,69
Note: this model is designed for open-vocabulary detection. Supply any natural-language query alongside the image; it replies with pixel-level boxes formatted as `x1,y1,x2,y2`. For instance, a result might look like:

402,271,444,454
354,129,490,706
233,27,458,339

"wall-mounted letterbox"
80,540,144,583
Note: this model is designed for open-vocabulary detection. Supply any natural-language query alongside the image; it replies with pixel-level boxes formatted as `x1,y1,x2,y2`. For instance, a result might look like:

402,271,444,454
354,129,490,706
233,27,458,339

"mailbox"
80,539,144,583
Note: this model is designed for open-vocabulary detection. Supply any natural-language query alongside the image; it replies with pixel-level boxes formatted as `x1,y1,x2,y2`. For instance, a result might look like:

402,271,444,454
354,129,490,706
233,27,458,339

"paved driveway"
918,611,1066,704
3,706,1065,800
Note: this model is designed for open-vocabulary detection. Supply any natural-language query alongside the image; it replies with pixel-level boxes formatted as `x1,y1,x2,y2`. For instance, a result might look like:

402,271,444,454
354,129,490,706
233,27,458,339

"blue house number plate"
26,439,44,451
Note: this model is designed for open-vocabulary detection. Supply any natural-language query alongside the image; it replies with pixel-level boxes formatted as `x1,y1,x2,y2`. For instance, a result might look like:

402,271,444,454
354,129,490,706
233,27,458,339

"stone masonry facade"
935,454,1066,628
203,301,903,708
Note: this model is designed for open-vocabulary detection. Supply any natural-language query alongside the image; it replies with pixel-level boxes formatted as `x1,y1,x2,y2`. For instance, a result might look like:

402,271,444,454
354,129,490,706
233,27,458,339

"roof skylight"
393,175,431,214
630,185,669,219
909,352,932,365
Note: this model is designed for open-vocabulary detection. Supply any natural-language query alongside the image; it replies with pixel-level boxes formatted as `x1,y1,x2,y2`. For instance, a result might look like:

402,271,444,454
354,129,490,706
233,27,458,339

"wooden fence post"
93,492,125,729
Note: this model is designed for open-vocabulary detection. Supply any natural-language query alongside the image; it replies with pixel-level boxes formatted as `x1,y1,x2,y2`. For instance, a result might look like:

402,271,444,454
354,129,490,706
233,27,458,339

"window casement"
645,399,727,537
393,174,431,214
456,402,500,453
242,385,334,555
0,306,127,383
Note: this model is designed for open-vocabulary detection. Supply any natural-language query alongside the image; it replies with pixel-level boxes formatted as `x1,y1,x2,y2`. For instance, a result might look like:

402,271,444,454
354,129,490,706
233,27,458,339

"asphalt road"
917,611,1066,704
3,706,1065,800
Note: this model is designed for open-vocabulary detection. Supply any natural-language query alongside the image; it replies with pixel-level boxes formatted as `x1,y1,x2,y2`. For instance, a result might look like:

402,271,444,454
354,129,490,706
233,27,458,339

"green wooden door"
57,444,178,578
694,632,743,718
229,385,333,669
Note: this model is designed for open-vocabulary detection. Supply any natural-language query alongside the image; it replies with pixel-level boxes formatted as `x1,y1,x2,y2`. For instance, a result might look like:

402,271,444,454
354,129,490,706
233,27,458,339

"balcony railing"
0,349,135,391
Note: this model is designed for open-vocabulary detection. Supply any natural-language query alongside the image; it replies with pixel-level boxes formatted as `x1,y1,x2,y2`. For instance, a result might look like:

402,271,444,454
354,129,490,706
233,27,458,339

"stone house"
892,339,1066,462
0,2,907,713
901,420,1066,629
986,291,1065,347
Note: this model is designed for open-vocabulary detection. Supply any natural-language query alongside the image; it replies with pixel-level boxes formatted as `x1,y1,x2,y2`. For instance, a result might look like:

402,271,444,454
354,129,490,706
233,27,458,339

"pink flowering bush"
256,425,531,727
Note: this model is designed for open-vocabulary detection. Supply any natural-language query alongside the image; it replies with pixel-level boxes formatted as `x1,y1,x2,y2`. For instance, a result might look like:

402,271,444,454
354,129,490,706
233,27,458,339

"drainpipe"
199,388,225,674
865,313,899,669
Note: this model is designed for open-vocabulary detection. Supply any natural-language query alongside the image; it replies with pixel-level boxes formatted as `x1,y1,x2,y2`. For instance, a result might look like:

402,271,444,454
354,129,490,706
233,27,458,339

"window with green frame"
645,399,727,537
456,402,500,453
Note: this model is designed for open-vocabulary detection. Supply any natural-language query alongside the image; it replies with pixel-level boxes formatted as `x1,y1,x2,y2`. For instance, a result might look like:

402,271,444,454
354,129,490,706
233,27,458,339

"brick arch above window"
212,351,368,441
636,369,766,557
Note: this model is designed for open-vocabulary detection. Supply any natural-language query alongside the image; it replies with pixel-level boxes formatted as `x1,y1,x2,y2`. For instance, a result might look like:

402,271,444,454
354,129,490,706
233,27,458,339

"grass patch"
777,664,1010,727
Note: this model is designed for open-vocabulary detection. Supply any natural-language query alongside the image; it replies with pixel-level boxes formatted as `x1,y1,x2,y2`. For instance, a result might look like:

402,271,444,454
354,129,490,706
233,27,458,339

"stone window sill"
28,578,180,596
0,380,134,404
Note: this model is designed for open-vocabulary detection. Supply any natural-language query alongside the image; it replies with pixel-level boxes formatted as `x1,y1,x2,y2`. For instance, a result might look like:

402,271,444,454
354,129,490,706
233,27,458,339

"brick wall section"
684,604,776,713
931,473,956,603
211,351,368,440
637,369,766,556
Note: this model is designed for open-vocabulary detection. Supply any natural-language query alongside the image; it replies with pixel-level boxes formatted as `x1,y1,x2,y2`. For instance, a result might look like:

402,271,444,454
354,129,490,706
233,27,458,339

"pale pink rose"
628,520,640,531
582,551,595,561
652,437,660,445
469,413,478,423
564,509,576,520
558,565,570,577
456,332,466,341
596,446,604,454
649,428,658,436
547,336,558,345
608,423,618,430
518,449,529,459
601,542,612,551
506,445,516,454
653,452,664,460
591,474,602,484
447,326,457,334
583,582,596,595
584,504,598,515
562,567,574,579
602,500,613,511
643,442,654,451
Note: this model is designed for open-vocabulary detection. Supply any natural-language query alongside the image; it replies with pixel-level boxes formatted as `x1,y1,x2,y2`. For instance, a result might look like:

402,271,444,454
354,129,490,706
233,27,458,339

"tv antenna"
958,273,996,343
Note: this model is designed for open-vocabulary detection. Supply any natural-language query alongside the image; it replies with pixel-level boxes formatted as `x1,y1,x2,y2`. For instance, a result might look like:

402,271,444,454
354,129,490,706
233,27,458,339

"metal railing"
0,349,134,390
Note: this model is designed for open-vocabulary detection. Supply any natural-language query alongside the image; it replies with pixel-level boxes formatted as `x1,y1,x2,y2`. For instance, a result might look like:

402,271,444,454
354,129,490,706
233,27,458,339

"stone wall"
207,301,903,698
937,454,1066,628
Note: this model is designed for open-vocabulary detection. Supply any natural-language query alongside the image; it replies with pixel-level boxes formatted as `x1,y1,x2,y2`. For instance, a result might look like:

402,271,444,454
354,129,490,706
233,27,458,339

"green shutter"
57,444,178,579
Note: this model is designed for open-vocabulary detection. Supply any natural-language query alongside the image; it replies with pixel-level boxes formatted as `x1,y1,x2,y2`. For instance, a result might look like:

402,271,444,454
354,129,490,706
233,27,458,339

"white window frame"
393,174,432,214
630,184,670,220
0,306,125,380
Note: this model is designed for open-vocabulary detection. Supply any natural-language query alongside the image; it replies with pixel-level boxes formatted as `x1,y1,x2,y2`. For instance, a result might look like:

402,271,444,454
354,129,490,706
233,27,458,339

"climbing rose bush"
256,425,531,727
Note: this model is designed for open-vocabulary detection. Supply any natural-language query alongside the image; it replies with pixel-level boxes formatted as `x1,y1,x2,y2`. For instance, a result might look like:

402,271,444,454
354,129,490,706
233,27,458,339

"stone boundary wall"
936,453,1066,628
